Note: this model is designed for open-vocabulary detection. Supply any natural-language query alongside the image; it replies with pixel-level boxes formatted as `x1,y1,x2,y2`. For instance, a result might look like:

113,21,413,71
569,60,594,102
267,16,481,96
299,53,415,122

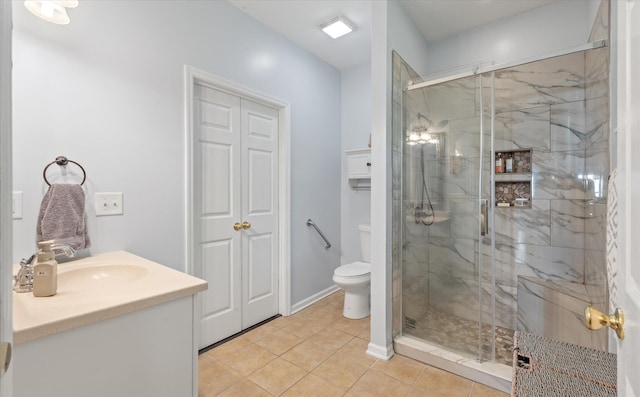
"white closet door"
241,98,279,327
195,84,242,347
194,84,280,349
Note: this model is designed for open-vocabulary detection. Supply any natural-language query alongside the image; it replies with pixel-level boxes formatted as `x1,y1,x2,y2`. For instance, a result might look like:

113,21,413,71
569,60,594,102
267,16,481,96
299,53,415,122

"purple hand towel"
36,184,91,250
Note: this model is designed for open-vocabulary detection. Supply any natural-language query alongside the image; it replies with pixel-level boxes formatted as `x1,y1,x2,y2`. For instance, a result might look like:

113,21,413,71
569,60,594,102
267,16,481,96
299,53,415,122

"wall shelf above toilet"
346,148,371,189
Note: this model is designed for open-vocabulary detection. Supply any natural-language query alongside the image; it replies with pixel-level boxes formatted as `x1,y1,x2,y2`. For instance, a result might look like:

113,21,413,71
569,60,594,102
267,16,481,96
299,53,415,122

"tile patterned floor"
198,291,510,396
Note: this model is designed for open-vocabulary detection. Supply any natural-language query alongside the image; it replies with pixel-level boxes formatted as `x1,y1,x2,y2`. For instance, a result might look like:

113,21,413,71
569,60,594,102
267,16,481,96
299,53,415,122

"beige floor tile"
336,337,377,367
223,344,278,377
356,324,370,341
282,340,337,372
405,386,430,396
281,373,345,397
254,329,304,355
242,323,278,343
284,317,327,339
216,379,271,397
324,298,345,311
370,354,425,385
294,304,324,318
198,351,216,369
307,327,354,350
208,336,251,360
470,382,510,397
198,359,243,396
312,352,370,391
348,369,412,397
414,365,474,397
330,315,370,336
247,357,307,395
198,292,505,397
270,314,299,329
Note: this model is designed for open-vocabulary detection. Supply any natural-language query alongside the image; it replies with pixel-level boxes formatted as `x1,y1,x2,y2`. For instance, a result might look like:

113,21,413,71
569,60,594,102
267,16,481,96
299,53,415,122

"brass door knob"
585,306,625,339
233,222,242,231
242,221,251,230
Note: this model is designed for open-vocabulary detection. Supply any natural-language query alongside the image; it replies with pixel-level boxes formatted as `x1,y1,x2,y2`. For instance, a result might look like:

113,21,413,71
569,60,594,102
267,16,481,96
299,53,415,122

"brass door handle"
585,306,625,339
242,221,251,230
233,222,242,231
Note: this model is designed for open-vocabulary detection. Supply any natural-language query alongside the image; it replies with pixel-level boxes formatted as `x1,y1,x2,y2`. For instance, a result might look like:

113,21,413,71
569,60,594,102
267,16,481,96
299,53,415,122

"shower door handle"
481,199,488,236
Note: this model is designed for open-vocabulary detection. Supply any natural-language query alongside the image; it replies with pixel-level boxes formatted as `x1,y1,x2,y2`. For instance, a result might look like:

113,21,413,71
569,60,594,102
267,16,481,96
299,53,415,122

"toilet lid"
334,261,371,277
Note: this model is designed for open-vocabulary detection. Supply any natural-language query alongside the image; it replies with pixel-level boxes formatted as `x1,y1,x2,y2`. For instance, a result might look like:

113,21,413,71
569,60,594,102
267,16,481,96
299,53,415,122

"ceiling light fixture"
24,1,78,25
320,16,355,39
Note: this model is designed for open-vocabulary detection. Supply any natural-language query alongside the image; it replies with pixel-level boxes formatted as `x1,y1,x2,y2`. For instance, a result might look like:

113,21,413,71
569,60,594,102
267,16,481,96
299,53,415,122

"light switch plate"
12,191,23,219
95,192,124,216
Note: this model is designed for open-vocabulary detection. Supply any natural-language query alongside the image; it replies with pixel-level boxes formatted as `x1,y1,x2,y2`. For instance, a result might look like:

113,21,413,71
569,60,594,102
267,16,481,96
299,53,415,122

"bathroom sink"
58,263,149,288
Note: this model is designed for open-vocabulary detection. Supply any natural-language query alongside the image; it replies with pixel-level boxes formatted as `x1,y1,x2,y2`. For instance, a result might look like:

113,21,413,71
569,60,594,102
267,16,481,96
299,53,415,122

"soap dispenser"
32,240,58,297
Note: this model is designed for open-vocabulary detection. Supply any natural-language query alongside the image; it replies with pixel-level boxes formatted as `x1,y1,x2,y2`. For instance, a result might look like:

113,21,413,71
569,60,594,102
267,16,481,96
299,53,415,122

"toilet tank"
358,224,371,262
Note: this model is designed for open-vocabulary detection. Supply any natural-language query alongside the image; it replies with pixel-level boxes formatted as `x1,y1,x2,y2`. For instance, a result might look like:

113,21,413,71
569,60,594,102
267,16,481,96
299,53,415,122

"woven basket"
512,331,617,397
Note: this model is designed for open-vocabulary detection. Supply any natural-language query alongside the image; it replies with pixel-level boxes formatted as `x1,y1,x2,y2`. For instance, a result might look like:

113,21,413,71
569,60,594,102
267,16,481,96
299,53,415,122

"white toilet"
333,224,371,319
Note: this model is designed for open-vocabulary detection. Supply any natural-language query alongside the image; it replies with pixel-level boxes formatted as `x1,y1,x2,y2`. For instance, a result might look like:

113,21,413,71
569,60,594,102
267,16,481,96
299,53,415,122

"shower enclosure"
392,31,611,380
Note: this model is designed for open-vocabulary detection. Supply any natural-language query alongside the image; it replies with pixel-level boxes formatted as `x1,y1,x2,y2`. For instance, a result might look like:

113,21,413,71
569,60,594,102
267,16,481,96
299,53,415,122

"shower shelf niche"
494,149,532,208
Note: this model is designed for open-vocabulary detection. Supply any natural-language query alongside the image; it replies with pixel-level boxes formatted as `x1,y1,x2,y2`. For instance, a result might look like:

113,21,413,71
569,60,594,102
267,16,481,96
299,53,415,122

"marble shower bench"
516,276,607,352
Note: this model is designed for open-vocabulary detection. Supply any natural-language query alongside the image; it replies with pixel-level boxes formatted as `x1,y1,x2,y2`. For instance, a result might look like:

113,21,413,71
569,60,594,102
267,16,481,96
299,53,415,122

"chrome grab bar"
306,219,331,249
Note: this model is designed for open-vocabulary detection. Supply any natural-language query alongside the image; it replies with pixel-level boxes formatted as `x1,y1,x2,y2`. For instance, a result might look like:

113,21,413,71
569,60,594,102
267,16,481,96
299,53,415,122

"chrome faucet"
13,243,76,293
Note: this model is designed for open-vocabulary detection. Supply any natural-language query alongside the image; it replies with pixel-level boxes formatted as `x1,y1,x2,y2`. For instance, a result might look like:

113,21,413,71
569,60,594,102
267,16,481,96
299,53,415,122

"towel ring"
43,156,86,186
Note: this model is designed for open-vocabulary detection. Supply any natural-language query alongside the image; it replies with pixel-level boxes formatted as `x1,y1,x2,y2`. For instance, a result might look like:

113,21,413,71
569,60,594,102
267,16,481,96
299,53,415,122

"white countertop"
13,251,208,344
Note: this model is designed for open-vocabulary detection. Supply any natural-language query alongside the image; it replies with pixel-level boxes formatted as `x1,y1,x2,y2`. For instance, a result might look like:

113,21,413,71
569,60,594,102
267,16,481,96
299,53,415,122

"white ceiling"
228,0,558,71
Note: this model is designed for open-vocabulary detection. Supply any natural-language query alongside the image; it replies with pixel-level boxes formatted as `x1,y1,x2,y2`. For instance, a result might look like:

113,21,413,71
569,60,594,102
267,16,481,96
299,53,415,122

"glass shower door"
401,73,494,362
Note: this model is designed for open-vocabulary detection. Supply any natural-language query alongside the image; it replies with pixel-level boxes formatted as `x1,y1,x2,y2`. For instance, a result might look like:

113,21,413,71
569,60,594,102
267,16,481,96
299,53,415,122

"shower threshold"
394,334,512,393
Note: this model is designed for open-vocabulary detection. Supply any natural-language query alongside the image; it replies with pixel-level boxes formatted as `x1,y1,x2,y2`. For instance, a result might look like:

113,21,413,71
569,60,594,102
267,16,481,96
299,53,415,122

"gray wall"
424,0,601,77
340,61,371,265
12,0,342,308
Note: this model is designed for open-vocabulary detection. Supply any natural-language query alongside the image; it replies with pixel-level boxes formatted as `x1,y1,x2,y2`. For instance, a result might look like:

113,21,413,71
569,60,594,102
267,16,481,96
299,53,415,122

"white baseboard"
367,341,394,360
290,285,340,315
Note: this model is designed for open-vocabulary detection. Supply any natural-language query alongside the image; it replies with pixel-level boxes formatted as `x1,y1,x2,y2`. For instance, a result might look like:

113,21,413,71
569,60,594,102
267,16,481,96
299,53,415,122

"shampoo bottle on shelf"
495,153,504,173
505,152,513,173
32,240,58,297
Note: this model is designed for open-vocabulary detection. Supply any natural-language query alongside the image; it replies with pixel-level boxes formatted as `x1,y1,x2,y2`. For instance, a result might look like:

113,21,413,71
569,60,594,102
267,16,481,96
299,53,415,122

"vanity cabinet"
14,297,196,397
12,251,207,397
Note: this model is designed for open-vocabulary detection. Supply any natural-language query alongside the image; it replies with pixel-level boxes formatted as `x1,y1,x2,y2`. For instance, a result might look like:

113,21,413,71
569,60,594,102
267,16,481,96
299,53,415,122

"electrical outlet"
13,191,23,219
95,192,124,216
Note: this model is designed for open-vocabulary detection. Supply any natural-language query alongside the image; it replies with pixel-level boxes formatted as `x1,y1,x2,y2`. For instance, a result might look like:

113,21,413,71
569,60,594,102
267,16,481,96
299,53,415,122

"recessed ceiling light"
321,16,355,39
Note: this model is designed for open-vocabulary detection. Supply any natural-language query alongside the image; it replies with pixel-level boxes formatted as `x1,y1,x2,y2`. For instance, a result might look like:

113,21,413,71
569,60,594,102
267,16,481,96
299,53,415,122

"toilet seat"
334,261,371,278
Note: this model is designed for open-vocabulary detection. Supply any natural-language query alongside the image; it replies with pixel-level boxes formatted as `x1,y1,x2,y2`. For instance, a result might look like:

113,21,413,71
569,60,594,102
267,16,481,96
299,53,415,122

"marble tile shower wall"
400,49,609,333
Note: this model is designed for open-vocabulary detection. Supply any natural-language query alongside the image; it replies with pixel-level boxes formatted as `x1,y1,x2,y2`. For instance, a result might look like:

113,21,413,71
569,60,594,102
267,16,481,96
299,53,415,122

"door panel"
200,240,240,342
248,149,274,214
241,98,279,327
616,1,640,395
201,143,232,217
246,233,273,302
195,85,242,347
